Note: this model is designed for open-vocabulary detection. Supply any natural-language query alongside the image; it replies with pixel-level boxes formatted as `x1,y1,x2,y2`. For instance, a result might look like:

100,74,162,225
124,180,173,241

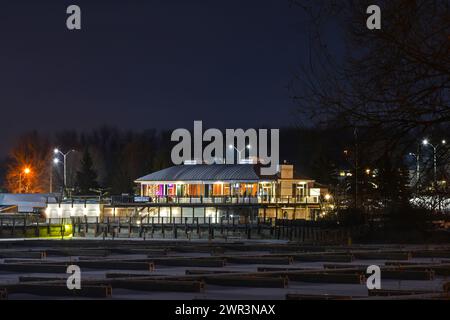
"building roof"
136,164,268,183
0,193,57,213
0,205,17,213
0,193,57,204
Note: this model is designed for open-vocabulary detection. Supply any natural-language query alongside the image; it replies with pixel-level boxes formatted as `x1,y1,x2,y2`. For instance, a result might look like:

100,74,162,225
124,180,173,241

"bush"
387,205,430,232
336,208,366,227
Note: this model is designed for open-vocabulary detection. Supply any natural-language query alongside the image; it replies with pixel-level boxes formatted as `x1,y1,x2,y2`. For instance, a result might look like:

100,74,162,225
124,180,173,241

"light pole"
18,167,31,194
422,139,446,185
50,158,60,193
228,145,251,164
53,148,75,196
408,152,420,186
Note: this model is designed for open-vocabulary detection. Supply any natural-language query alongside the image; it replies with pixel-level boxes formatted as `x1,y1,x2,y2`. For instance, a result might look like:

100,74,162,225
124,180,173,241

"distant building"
0,193,57,214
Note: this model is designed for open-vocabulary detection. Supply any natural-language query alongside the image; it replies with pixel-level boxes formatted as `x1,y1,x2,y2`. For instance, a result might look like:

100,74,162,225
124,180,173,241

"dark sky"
0,0,328,156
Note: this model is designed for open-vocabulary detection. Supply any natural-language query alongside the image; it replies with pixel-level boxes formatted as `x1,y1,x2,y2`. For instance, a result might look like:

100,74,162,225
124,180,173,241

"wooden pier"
0,239,450,300
0,213,356,243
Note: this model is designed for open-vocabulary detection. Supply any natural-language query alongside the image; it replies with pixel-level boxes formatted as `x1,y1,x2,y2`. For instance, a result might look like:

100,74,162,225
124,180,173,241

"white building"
0,193,57,214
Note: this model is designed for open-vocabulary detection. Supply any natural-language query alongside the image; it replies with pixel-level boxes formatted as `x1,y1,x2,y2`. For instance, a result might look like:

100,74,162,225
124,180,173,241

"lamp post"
18,167,31,194
228,145,251,164
50,158,61,193
408,152,420,186
53,148,75,196
422,139,446,185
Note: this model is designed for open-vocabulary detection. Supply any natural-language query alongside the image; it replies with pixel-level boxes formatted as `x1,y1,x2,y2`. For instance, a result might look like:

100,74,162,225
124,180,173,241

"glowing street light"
53,148,76,196
422,139,446,184
50,158,62,193
18,167,31,193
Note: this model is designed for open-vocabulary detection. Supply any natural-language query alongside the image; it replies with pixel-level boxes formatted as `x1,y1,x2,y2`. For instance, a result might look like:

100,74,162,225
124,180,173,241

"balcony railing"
259,196,320,204
123,195,320,205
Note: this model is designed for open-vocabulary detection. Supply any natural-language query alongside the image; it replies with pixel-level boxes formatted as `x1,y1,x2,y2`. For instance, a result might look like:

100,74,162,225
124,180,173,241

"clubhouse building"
133,163,328,220
45,163,330,221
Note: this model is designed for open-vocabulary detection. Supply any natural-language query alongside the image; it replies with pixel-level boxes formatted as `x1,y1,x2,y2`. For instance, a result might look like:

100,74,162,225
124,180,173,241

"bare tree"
5,131,51,193
291,0,450,140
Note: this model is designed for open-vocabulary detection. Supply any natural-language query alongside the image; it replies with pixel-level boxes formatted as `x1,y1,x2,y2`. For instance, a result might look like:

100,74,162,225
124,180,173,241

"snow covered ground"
0,240,448,300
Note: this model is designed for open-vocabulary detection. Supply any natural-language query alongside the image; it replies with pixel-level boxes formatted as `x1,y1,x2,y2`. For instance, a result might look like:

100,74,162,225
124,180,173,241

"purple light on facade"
156,184,164,196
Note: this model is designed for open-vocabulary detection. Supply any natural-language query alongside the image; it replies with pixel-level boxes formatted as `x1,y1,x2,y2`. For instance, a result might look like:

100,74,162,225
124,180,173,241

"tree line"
0,127,172,195
0,125,367,196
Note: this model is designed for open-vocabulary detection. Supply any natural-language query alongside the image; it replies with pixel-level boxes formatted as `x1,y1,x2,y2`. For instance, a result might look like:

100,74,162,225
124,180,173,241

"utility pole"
408,150,420,193
53,148,76,198
422,139,446,186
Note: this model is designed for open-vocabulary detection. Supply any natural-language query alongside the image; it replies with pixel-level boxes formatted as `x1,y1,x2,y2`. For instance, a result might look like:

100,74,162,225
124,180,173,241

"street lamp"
53,148,75,196
422,139,446,184
408,152,420,186
18,167,31,194
228,144,251,164
49,158,61,193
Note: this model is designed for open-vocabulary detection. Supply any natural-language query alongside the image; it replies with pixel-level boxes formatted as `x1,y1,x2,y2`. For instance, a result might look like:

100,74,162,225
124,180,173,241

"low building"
45,201,103,220
0,193,57,214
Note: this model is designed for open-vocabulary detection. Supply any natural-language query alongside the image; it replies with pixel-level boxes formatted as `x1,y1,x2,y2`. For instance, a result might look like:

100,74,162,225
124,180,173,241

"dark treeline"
290,0,450,199
2,124,448,197
0,127,172,195
287,0,450,241
0,125,359,196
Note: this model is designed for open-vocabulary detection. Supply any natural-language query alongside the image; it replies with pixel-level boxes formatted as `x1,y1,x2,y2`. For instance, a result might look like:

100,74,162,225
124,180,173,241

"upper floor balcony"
119,195,321,205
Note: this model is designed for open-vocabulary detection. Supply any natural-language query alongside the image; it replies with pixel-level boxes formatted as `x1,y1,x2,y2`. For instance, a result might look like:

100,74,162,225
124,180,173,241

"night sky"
0,1,334,156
